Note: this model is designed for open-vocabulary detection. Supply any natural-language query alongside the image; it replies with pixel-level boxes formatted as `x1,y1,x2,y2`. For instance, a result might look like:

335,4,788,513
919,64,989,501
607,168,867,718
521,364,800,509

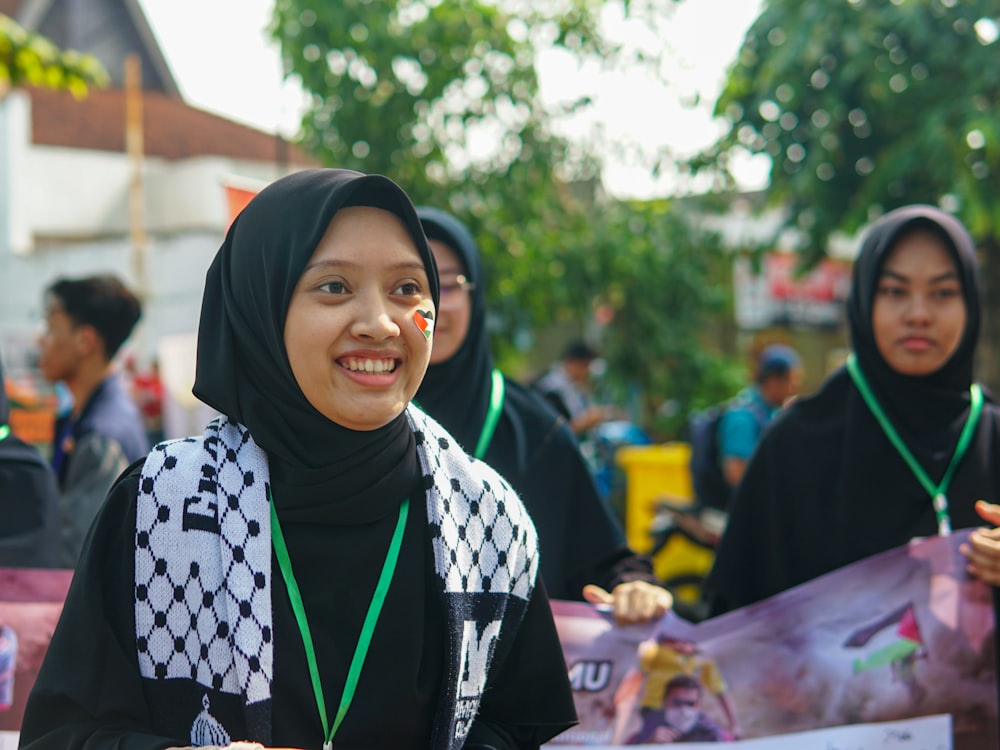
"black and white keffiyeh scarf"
135,405,538,749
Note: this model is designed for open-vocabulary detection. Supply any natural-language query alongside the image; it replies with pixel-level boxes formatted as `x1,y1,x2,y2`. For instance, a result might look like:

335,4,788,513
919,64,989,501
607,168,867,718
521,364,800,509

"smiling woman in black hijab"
20,169,575,750
415,206,671,625
708,204,1000,614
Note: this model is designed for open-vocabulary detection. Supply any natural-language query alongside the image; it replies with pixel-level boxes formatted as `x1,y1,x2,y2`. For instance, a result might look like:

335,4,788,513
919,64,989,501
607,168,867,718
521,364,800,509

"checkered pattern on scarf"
135,408,538,748
135,419,272,704
409,407,536,601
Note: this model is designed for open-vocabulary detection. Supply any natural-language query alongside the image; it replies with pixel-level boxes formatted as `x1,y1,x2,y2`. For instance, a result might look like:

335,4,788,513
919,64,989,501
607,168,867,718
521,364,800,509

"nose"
903,293,932,325
350,291,400,340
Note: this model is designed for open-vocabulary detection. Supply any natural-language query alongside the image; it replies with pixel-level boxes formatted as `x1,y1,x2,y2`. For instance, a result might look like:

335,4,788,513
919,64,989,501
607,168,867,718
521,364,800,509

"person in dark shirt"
627,674,730,744
0,354,60,568
533,340,615,438
37,274,147,565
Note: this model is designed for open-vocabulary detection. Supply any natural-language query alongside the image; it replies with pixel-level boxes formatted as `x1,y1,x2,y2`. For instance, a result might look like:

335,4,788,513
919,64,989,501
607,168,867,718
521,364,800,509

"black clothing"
0,358,60,568
413,207,493,453
709,205,999,614
21,448,574,749
20,170,575,749
488,380,656,600
416,207,657,601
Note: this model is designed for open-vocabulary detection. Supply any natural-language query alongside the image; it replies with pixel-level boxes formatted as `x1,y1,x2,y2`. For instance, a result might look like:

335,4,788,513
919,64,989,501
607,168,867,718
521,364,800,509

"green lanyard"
269,491,409,750
0,425,9,441
473,369,506,460
846,353,983,536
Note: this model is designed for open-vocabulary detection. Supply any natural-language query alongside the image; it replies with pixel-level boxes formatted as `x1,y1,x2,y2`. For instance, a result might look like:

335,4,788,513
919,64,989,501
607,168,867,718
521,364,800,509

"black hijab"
194,169,439,521
413,207,494,452
413,209,649,600
847,204,981,437
708,204,1000,612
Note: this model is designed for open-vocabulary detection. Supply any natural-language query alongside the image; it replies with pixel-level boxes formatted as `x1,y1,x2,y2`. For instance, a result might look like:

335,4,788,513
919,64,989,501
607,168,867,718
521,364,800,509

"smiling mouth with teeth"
341,357,398,374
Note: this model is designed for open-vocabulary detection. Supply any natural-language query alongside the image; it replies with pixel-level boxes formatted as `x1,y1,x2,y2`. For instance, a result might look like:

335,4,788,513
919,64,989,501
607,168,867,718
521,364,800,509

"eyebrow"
302,259,427,274
880,268,960,284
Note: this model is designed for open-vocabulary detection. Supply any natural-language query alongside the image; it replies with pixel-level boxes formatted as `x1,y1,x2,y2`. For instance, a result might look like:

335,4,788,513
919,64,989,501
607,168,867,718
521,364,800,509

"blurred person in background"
534,340,616,438
717,343,802,489
0,353,60,568
37,274,147,566
708,205,1000,615
415,207,671,624
124,355,166,445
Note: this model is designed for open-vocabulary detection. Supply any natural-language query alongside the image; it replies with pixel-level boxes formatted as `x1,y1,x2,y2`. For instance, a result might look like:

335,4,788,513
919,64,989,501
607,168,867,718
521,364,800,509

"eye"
318,280,348,295
932,287,960,299
877,284,905,297
393,281,422,296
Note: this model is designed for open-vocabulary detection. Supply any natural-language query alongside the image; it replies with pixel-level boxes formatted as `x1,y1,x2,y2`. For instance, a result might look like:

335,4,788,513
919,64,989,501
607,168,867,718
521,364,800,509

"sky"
136,0,767,198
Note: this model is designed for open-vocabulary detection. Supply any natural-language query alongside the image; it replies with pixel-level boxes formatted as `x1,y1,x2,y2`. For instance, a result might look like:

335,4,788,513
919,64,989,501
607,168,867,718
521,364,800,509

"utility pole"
124,53,147,305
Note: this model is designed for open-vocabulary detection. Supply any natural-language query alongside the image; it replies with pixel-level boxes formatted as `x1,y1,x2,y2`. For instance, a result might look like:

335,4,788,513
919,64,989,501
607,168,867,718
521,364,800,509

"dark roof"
29,86,314,164
5,0,180,96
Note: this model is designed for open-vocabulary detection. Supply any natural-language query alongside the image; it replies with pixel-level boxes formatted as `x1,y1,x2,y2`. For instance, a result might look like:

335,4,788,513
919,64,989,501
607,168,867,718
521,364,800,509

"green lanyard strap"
846,353,983,536
0,425,9,441
270,491,409,750
473,369,506,460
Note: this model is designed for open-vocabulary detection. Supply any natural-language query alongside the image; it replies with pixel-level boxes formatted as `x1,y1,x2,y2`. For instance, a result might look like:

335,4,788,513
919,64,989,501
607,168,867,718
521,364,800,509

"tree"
693,0,1000,386
271,0,742,435
0,13,108,94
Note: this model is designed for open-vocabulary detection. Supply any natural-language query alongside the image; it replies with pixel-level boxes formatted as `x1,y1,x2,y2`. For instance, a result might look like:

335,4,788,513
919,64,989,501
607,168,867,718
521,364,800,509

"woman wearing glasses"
414,207,671,624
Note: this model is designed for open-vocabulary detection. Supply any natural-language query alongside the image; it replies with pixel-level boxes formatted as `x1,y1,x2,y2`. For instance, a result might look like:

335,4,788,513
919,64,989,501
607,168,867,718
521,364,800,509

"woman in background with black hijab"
0,354,60,567
708,204,1000,614
415,207,671,625
20,170,575,750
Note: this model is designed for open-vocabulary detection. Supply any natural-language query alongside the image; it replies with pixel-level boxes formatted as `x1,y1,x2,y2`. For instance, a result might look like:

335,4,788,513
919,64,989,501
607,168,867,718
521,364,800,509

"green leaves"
702,0,1000,256
695,0,1000,389
272,0,736,436
0,14,108,95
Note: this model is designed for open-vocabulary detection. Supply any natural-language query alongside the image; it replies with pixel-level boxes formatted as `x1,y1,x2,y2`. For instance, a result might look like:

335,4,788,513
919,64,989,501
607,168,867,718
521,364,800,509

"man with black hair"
627,674,731,744
534,340,615,437
37,274,148,566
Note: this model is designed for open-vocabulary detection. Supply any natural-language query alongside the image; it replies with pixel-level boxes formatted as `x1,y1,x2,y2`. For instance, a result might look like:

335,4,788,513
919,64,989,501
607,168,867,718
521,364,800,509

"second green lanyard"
846,353,982,536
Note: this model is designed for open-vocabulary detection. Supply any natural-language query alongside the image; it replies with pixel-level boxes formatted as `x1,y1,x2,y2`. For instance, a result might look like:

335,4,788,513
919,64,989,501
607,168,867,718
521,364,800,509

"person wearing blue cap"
717,343,803,491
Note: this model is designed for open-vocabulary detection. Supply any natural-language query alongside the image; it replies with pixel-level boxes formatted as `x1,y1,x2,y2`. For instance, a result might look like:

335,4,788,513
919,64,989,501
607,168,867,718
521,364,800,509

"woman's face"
284,206,435,430
872,228,967,376
427,239,473,365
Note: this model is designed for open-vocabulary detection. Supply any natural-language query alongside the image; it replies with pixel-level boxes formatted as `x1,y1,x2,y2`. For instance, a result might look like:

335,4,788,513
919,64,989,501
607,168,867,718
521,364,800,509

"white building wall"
0,90,302,377
0,90,32,255
24,145,134,237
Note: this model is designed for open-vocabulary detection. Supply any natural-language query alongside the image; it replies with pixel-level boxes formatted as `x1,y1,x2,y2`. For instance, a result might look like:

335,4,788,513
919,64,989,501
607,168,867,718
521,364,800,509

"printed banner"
0,569,72,731
549,531,997,748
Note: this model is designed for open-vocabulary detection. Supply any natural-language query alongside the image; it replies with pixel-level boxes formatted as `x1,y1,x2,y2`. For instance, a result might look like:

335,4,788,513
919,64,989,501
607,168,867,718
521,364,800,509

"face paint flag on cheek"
415,309,434,339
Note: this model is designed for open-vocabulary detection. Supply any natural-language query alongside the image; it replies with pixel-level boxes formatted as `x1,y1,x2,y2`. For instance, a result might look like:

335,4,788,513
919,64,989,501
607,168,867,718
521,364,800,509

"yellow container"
615,442,693,553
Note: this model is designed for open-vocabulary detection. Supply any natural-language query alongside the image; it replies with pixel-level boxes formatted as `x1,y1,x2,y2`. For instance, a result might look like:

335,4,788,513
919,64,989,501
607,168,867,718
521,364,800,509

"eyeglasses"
438,274,475,309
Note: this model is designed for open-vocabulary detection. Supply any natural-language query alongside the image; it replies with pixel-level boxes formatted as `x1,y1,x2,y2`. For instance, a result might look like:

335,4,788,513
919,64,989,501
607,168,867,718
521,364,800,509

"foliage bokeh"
691,0,1000,388
0,13,108,94
272,0,745,436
